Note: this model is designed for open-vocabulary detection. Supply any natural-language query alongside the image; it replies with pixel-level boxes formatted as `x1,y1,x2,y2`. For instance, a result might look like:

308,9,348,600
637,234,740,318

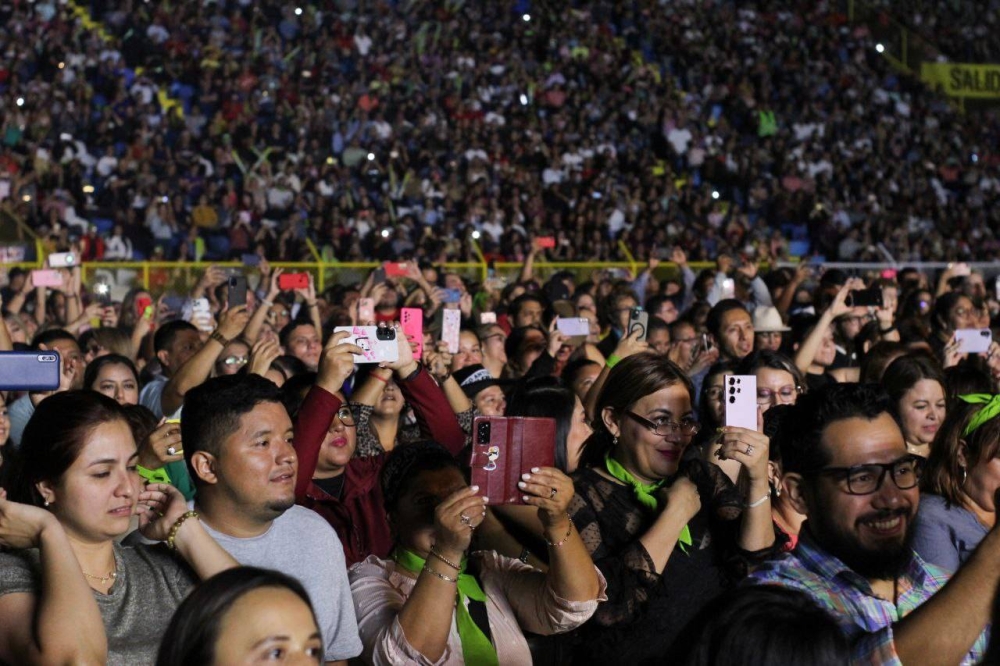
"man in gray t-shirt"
180,374,362,663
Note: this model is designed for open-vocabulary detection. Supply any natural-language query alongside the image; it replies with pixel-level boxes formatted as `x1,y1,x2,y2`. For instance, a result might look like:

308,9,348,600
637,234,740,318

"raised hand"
433,486,488,555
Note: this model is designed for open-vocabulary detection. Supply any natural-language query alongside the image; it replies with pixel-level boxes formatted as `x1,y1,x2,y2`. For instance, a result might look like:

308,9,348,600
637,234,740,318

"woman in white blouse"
349,441,605,665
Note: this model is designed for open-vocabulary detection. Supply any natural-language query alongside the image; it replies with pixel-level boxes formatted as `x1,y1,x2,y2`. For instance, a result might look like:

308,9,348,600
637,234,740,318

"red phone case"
384,262,409,278
536,237,556,249
279,273,310,290
469,416,556,505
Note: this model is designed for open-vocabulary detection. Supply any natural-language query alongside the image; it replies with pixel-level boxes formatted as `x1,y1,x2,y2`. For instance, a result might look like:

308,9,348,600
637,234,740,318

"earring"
961,465,968,486
612,436,618,447
44,500,50,507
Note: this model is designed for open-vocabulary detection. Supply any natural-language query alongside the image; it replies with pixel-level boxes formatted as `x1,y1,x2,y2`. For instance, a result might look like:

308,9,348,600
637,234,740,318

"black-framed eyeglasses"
811,455,924,495
332,404,360,428
625,411,700,436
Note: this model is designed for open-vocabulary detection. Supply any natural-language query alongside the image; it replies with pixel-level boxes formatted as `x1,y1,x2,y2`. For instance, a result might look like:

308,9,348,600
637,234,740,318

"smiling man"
181,374,362,665
750,383,996,665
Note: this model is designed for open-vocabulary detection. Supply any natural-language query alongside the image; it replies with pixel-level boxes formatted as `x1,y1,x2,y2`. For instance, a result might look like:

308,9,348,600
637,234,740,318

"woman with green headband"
348,441,604,665
914,393,1000,571
568,352,778,664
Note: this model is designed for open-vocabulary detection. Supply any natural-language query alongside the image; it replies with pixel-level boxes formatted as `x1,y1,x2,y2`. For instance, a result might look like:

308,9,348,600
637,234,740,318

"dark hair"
580,353,694,470
780,383,894,475
5,391,129,506
923,398,1000,506
599,287,639,328
153,320,198,355
120,403,160,458
79,327,133,358
931,291,969,336
676,585,848,666
882,355,946,427
647,316,670,338
736,350,806,393
859,341,908,383
281,371,318,421
30,327,78,350
562,358,601,388
509,293,547,323
83,354,139,393
182,374,286,486
698,360,739,432
504,325,547,375
279,320,318,349
156,566,319,666
944,360,993,402
762,404,796,465
706,299,749,341
269,355,310,383
506,377,578,471
381,440,462,512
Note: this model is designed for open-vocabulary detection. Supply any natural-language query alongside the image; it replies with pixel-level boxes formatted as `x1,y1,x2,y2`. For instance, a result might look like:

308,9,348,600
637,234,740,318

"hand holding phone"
955,329,992,354
469,416,556,504
401,308,423,360
227,275,248,309
333,325,400,364
442,309,462,354
724,375,757,431
628,308,649,342
278,273,310,291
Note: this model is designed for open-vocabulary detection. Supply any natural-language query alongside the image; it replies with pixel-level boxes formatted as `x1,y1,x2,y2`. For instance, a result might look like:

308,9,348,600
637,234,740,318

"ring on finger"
746,444,754,456
167,446,177,456
460,513,472,526
549,488,557,499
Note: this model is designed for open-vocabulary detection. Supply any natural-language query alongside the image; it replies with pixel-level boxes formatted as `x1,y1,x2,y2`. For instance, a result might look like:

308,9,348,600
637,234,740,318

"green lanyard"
605,454,692,553
392,548,499,666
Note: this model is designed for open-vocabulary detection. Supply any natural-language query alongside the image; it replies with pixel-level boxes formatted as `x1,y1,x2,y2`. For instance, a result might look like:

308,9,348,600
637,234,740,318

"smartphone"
191,297,214,332
372,267,387,285
0,351,61,391
241,253,261,267
556,318,591,337
442,288,462,304
93,282,112,306
720,278,736,300
135,295,154,320
47,252,76,268
469,416,556,505
278,273,310,290
536,237,556,249
333,325,400,364
401,307,424,360
358,298,376,323
846,288,883,308
955,329,993,354
724,375,757,431
227,275,248,309
384,262,409,278
31,269,64,288
442,309,462,354
628,308,649,342
480,312,497,325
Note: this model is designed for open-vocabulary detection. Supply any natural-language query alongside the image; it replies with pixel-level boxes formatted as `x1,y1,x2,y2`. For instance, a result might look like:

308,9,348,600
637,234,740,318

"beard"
806,507,915,581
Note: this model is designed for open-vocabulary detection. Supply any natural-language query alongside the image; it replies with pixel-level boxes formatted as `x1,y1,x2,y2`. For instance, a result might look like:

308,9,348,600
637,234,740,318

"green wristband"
607,354,622,369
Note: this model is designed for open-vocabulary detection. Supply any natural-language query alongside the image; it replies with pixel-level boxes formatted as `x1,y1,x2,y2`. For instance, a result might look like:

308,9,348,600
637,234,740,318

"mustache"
857,508,910,524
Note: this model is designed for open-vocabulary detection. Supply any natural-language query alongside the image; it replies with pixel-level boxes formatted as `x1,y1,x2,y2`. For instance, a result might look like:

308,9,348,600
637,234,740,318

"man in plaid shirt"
749,384,992,665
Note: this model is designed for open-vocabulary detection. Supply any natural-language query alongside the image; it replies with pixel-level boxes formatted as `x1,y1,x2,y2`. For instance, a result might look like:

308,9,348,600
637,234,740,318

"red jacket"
293,367,465,566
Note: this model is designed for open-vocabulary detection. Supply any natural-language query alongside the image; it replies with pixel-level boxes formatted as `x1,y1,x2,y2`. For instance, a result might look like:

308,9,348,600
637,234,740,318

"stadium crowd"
2,0,1000,266
0,243,999,664
5,0,1000,665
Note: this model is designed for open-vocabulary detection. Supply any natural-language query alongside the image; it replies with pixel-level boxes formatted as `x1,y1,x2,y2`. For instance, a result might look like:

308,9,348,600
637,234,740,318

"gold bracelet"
545,514,574,547
167,511,199,550
429,548,461,571
422,564,457,583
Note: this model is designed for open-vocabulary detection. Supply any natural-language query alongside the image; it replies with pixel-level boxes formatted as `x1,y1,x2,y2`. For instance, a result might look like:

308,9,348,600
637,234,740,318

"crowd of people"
2,0,1000,268
874,0,1000,64
1,246,1000,664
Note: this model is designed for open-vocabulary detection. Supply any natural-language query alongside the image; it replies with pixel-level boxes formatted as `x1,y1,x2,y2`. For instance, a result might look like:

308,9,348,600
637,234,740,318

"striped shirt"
749,533,988,665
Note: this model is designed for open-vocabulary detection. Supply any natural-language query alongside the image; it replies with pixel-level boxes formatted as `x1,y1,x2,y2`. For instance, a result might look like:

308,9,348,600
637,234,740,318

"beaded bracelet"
167,511,199,550
745,492,771,509
545,514,574,547
422,565,458,583
429,548,461,571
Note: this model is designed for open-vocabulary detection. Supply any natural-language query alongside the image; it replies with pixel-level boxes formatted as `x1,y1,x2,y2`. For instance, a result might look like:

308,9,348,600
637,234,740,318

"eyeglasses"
223,355,248,366
756,386,801,405
481,333,507,343
625,411,700,436
812,455,924,495
332,404,360,428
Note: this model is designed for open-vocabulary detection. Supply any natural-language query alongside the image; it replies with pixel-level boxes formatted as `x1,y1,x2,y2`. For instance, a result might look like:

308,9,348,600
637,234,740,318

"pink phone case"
401,308,423,360
442,309,461,354
724,375,757,431
31,269,64,288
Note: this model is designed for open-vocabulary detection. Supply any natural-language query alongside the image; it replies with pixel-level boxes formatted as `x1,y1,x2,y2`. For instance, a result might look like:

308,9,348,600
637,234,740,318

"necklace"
82,568,117,585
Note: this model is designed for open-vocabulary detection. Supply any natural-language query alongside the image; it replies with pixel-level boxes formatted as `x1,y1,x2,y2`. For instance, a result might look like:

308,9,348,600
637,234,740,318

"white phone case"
333,326,400,364
442,309,462,354
556,318,590,336
955,328,992,354
724,375,757,431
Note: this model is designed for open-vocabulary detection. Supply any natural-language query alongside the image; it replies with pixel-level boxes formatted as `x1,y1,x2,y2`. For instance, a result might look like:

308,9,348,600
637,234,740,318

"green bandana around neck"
605,454,693,553
392,547,499,666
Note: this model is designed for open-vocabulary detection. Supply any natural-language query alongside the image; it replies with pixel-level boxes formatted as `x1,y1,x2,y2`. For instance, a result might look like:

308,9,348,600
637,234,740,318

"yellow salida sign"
921,63,1000,99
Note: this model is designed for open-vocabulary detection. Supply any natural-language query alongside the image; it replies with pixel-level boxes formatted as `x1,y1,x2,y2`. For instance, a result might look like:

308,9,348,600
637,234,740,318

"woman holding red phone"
348,440,604,666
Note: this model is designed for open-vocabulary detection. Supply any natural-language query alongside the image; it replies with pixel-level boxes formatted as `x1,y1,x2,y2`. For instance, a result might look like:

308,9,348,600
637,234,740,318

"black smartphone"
372,267,387,285
846,288,883,308
228,275,248,309
0,351,61,391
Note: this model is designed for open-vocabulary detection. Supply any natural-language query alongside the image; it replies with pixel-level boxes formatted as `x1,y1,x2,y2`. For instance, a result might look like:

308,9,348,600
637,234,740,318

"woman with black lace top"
568,353,779,664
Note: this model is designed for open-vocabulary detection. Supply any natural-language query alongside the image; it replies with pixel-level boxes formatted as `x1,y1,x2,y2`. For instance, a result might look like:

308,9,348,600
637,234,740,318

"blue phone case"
0,351,61,391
